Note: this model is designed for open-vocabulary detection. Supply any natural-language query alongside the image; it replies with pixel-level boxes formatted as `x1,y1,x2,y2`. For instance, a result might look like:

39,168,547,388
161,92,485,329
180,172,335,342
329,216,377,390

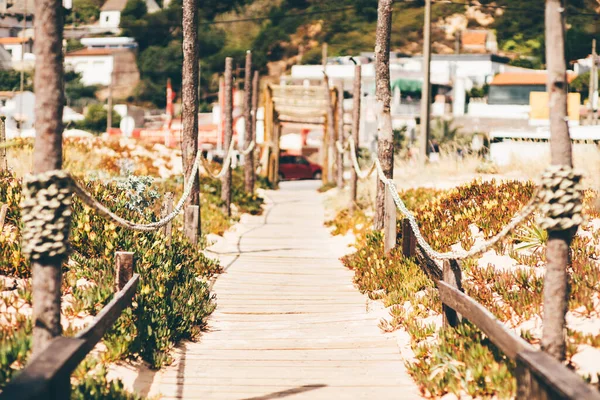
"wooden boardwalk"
156,181,420,399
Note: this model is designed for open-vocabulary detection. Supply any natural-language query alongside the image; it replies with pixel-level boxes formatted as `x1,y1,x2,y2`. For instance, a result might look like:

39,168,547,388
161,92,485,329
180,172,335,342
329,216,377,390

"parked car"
279,154,322,180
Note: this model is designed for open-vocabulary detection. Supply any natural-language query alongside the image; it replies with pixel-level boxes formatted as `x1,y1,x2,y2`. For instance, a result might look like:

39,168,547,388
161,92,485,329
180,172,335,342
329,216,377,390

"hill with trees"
64,0,600,108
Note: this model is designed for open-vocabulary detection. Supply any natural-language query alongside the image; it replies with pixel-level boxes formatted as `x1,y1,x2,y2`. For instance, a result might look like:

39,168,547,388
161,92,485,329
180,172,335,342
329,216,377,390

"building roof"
101,0,127,11
462,31,487,47
491,71,577,85
101,0,160,12
0,37,31,45
65,48,116,57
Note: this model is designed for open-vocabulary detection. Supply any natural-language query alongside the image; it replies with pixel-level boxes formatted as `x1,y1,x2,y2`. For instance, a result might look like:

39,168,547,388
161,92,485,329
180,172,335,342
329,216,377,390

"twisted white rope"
72,148,202,232
201,139,235,179
336,140,350,154
239,140,256,156
348,136,376,179
375,157,540,261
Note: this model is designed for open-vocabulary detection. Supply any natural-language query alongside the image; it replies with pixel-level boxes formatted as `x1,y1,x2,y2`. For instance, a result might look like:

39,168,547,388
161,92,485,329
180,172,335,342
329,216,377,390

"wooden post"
515,358,550,400
442,259,463,328
374,0,394,231
401,218,416,257
107,72,113,133
161,192,174,247
243,52,255,193
184,205,200,245
0,204,7,232
541,0,574,362
182,0,201,238
350,64,361,212
0,116,6,170
115,252,134,291
383,188,396,253
589,39,598,125
336,84,344,189
251,71,259,174
262,85,273,179
419,0,432,166
324,87,335,184
222,57,233,216
273,120,281,188
32,0,65,360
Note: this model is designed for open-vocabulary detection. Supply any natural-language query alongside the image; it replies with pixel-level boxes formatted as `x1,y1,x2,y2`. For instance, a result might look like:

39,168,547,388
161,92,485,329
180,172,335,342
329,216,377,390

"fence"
400,220,600,400
0,250,139,400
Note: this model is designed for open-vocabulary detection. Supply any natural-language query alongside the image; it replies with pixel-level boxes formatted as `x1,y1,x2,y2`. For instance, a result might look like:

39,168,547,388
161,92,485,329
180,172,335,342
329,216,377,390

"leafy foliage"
75,104,122,134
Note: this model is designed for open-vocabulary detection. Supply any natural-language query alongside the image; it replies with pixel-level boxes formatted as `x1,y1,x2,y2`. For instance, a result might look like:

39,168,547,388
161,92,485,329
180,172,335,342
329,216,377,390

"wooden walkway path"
156,181,420,399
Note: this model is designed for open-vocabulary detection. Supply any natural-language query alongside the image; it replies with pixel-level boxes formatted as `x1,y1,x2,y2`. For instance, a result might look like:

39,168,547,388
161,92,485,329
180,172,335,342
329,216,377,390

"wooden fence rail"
401,218,600,400
0,273,139,400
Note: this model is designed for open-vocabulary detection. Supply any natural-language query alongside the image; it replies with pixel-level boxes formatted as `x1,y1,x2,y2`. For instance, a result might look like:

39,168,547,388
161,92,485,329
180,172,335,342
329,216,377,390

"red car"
279,154,322,180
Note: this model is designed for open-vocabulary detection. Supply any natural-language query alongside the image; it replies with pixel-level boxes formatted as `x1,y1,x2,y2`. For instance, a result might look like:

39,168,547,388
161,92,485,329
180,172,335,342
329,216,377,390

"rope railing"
341,136,584,263
201,139,236,179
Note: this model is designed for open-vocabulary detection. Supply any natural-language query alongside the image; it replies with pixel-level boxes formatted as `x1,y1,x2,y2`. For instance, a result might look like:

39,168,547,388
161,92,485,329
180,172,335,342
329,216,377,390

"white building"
65,48,116,86
99,0,161,31
80,36,137,50
0,37,34,63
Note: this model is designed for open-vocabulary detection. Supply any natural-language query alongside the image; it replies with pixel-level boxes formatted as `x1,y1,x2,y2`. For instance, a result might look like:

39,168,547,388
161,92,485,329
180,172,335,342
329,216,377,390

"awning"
391,78,422,93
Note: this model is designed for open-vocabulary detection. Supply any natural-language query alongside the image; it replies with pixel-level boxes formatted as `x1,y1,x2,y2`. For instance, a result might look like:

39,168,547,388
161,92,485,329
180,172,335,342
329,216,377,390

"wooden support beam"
383,187,397,253
184,205,200,246
115,251,134,291
401,218,415,257
350,64,361,212
161,192,174,247
222,57,233,216
442,259,462,328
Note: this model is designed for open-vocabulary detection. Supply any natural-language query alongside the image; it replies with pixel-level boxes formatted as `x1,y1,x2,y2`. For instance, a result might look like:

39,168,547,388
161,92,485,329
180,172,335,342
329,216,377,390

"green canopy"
391,78,422,93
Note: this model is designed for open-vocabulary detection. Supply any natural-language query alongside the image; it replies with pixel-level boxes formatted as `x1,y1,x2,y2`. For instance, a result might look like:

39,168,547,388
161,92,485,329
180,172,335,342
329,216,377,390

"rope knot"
21,170,74,261
537,165,584,231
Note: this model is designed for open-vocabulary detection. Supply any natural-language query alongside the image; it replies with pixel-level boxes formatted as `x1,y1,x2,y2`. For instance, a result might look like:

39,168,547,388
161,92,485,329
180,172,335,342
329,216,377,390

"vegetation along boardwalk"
156,180,421,399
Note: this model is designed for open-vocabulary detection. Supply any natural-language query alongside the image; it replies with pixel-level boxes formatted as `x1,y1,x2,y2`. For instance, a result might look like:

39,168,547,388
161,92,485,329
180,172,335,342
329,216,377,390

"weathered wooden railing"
401,219,600,400
0,252,139,400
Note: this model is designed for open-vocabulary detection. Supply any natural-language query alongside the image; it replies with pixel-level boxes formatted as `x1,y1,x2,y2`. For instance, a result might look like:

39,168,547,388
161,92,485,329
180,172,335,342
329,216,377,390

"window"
295,156,308,165
488,85,546,105
105,15,110,22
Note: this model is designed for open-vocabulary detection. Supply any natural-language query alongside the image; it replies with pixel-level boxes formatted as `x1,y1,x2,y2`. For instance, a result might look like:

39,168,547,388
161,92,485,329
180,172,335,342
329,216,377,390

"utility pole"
419,0,432,166
32,0,66,357
542,0,574,362
336,81,344,189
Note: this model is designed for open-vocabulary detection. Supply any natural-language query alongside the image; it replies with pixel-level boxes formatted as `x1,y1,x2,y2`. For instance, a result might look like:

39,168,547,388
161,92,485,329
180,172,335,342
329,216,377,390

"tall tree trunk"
350,64,361,212
222,57,233,216
243,51,254,193
32,0,64,356
542,0,573,362
182,0,201,233
373,0,394,230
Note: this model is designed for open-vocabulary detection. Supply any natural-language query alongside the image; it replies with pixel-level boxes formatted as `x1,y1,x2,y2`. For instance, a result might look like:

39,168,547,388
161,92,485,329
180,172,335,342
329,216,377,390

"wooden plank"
115,251,134,291
442,259,462,328
415,245,442,282
437,280,529,360
401,218,415,257
0,274,139,400
383,188,396,253
184,205,200,245
517,349,600,400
